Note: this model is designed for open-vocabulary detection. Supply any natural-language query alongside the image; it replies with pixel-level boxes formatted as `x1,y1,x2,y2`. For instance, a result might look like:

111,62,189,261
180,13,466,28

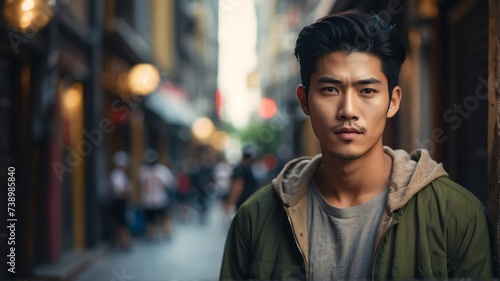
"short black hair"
294,9,406,96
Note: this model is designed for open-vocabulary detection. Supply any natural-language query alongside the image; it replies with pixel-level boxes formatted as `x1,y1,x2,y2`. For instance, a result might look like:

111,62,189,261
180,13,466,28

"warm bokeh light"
63,87,82,111
192,117,215,143
20,11,33,29
210,131,228,151
3,0,55,32
21,0,34,11
258,97,277,119
127,63,160,96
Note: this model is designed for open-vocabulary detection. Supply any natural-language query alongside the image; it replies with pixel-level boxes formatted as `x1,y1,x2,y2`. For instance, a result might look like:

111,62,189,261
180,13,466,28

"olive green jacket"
220,147,494,280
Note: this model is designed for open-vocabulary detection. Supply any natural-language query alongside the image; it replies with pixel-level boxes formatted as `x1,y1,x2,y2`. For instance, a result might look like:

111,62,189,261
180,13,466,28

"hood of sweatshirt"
272,146,449,212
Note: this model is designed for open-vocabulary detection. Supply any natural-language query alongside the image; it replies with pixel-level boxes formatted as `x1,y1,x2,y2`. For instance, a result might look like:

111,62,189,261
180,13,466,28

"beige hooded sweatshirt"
271,146,448,276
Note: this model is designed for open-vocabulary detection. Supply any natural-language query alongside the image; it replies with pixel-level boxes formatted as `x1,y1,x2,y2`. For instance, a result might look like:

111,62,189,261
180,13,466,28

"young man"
220,10,494,280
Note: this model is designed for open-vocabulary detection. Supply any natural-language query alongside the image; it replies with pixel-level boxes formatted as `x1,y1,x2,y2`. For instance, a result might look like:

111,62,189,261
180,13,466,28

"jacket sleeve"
220,207,251,280
449,206,495,279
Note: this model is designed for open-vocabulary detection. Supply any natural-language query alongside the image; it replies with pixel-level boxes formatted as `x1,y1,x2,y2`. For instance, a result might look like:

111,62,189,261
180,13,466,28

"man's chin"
330,150,363,160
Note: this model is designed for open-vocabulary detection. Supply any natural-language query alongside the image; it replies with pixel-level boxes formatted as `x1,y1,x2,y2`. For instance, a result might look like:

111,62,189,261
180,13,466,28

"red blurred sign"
259,97,277,119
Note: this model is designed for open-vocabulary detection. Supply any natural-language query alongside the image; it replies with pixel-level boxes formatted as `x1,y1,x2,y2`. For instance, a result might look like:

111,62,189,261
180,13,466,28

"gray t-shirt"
307,180,388,281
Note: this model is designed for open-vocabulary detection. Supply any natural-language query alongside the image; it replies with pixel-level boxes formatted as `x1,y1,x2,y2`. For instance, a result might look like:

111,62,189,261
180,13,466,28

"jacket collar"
272,155,322,207
272,146,448,211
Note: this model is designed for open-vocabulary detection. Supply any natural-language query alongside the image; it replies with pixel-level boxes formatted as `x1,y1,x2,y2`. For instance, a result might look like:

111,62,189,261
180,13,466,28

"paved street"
76,200,231,281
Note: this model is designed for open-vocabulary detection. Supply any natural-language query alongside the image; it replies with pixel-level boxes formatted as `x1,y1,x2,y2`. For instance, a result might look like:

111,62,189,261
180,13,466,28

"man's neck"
315,145,392,208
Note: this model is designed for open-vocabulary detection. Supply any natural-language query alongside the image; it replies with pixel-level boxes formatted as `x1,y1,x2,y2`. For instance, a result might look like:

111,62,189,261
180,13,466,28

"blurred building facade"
143,0,219,164
0,0,107,279
0,0,218,279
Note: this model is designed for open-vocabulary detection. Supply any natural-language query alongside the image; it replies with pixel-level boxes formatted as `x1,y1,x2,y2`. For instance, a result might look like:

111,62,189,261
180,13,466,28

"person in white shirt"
138,149,175,241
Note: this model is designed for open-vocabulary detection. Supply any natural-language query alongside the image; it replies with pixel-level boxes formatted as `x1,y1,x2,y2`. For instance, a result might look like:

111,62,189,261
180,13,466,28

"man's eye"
322,87,338,93
361,88,375,94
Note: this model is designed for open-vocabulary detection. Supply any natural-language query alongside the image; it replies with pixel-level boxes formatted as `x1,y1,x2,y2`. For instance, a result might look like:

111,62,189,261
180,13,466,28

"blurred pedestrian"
176,160,193,207
138,149,175,241
220,10,494,280
109,151,132,250
251,158,269,188
223,146,258,215
213,155,232,201
192,154,215,224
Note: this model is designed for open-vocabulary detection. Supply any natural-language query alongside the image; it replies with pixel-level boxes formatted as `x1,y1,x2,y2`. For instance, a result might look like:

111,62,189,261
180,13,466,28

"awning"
144,83,200,127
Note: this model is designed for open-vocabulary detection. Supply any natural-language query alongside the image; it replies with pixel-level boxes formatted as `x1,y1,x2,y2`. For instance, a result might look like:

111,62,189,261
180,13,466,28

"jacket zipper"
370,214,394,280
284,205,308,280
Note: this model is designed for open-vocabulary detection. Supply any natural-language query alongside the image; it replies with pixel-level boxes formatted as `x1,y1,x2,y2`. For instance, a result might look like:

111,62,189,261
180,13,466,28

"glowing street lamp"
210,131,228,151
3,0,56,33
127,63,160,96
192,117,215,144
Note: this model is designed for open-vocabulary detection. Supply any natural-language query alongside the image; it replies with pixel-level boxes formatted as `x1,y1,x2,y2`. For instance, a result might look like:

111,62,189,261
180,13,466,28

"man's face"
296,52,401,160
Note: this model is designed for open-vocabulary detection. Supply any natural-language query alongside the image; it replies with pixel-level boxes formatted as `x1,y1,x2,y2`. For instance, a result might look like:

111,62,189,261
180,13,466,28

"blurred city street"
76,200,229,281
0,0,495,280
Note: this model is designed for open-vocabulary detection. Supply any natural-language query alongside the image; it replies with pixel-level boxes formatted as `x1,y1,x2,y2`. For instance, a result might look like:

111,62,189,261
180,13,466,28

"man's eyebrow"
315,77,382,86
352,78,382,86
316,77,342,84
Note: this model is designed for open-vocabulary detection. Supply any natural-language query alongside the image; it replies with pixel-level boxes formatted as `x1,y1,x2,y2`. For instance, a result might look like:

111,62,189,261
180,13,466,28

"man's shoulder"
231,184,287,237
431,177,482,200
419,176,487,212
238,183,280,213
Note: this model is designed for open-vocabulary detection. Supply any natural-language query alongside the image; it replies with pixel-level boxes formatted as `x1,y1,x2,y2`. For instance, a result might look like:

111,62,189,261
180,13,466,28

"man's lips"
333,127,364,140
334,127,363,134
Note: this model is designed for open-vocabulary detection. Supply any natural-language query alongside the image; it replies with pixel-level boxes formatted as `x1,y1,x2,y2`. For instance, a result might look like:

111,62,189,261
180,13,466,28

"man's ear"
296,85,310,115
387,86,402,118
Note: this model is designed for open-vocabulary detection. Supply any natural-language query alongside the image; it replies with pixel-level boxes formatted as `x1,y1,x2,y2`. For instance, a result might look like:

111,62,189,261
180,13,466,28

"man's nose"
336,92,359,121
